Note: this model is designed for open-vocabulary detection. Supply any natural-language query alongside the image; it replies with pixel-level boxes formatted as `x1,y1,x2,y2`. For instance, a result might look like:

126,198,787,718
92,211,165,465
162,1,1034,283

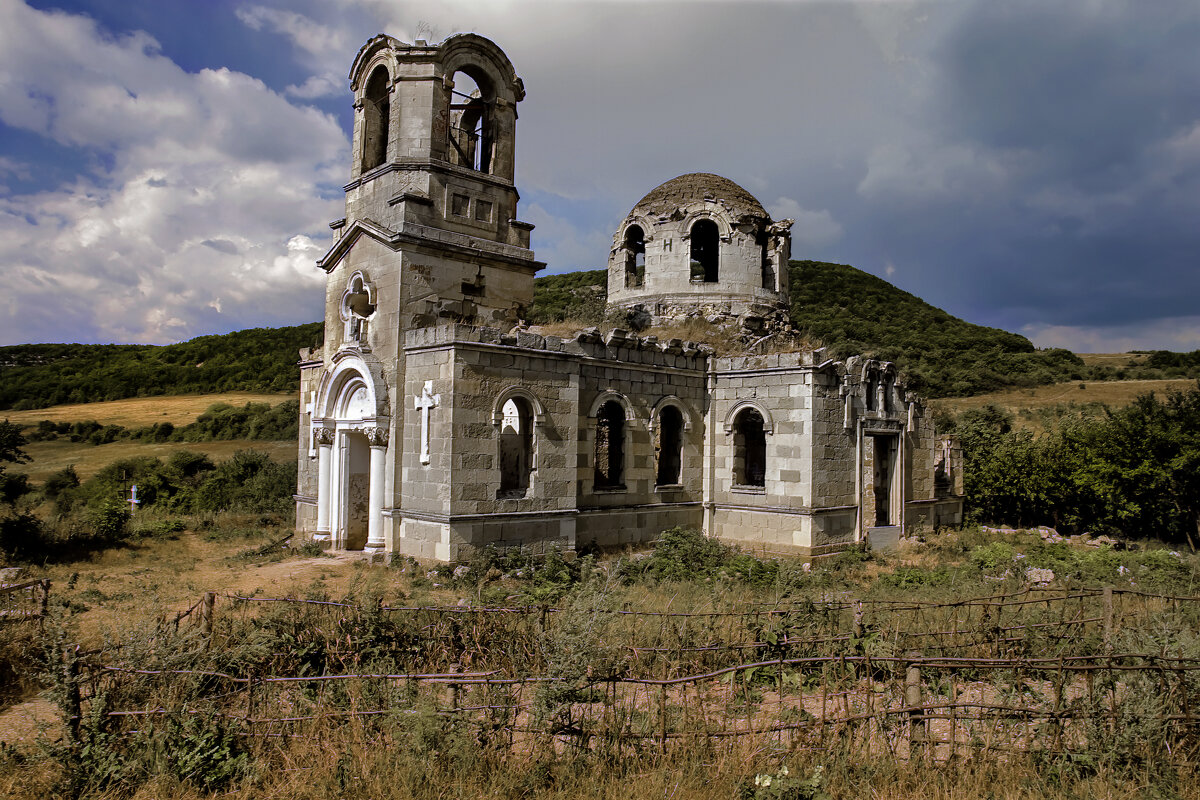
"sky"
0,0,1198,352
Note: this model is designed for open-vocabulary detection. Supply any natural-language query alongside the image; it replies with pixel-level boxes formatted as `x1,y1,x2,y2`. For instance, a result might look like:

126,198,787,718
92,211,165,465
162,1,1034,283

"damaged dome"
631,173,768,220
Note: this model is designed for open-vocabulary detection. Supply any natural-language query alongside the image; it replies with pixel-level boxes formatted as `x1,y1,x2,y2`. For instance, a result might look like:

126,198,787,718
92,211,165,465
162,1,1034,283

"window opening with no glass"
594,400,626,489
361,66,390,172
689,219,720,283
732,407,766,488
498,397,533,498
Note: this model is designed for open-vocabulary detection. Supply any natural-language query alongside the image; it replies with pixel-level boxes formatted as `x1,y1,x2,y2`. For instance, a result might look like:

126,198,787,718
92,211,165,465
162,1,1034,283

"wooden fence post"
905,650,926,758
201,591,215,643
63,645,81,749
39,579,50,621
1103,587,1114,653
246,669,255,731
447,664,462,711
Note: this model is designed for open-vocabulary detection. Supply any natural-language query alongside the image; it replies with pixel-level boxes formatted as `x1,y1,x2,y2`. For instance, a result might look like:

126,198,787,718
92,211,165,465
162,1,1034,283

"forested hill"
786,260,1083,397
0,261,1191,409
0,323,323,411
529,261,1087,398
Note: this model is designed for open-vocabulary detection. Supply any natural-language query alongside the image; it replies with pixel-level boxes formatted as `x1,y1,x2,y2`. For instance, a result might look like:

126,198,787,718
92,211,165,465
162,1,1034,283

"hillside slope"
0,323,322,411
528,268,608,324
3,261,1195,408
527,261,1085,397
787,260,1083,397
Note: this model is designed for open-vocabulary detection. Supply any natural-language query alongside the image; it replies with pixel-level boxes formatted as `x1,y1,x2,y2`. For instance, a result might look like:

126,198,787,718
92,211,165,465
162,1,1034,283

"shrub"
969,541,1018,574
622,526,731,583
43,465,80,500
92,500,129,539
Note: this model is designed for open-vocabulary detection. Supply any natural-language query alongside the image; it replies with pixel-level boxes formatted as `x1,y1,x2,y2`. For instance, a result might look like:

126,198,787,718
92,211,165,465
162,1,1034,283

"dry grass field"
0,393,297,482
931,377,1195,420
38,524,356,643
4,526,1199,799
1,392,293,429
1074,352,1152,368
18,438,297,482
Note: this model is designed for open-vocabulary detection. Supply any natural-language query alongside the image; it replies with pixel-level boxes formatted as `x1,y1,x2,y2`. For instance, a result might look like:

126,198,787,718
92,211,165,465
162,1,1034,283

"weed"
739,765,831,800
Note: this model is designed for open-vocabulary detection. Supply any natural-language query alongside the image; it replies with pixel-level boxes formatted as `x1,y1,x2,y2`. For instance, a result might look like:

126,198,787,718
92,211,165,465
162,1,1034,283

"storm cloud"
0,0,1196,351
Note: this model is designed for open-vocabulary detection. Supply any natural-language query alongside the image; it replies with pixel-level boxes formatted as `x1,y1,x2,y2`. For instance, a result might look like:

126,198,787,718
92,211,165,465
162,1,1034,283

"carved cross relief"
415,380,441,465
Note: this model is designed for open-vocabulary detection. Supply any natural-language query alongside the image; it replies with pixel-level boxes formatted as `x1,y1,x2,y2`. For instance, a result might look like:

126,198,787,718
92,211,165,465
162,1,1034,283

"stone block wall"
709,353,820,512
578,505,704,550
399,345,455,518
809,367,858,509
446,343,578,517
296,353,323,506
390,325,712,555
301,317,962,559
707,353,822,553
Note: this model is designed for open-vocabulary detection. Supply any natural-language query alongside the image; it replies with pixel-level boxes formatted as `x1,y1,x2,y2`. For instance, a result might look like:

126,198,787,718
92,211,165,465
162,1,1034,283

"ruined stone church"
294,33,964,561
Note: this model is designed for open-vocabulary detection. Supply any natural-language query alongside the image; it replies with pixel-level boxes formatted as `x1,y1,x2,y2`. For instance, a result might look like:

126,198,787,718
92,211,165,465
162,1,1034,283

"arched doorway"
341,429,370,550
314,359,388,553
333,379,373,551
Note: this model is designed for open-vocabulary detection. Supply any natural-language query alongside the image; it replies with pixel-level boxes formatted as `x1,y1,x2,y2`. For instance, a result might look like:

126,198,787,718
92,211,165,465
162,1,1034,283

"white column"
366,428,388,551
315,427,333,540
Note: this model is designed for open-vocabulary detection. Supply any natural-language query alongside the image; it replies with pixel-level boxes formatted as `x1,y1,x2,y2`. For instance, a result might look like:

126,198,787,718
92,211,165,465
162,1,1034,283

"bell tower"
298,34,541,555
319,33,542,330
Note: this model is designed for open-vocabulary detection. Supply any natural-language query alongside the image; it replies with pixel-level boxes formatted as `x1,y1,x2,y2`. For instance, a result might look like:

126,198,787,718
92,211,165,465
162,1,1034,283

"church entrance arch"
314,355,389,552
334,380,373,550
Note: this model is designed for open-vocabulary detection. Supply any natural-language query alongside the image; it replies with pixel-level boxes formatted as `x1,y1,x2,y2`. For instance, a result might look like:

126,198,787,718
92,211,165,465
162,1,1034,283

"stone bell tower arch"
332,32,543,330
296,33,543,552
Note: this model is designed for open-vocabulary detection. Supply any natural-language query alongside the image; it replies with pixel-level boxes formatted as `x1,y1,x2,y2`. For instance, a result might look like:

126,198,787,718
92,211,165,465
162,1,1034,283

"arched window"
498,397,533,498
361,66,390,172
448,71,493,174
655,404,684,486
689,219,720,282
865,371,879,412
624,225,646,289
732,407,766,488
882,374,895,413
594,400,625,489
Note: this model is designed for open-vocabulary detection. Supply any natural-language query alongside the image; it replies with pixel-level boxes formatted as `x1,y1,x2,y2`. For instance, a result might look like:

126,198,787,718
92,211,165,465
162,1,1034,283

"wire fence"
62,585,1200,763
0,578,50,622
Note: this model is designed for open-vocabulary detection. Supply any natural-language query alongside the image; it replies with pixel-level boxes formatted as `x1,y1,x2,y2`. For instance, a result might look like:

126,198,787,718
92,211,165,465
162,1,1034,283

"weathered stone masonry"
295,33,964,561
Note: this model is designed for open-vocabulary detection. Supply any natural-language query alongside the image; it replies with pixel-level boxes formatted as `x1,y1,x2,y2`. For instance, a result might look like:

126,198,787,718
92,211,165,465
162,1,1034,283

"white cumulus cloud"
0,1,348,344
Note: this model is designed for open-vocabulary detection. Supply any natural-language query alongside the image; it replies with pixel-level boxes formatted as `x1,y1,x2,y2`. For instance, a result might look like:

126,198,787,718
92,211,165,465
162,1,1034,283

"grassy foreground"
4,520,1200,799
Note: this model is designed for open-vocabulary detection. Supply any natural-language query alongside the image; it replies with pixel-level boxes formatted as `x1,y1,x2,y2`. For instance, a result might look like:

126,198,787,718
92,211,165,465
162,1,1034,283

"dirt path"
0,696,58,748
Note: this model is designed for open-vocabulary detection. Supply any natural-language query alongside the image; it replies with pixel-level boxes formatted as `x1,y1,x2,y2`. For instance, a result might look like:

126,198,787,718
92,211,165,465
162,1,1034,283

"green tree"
0,419,40,557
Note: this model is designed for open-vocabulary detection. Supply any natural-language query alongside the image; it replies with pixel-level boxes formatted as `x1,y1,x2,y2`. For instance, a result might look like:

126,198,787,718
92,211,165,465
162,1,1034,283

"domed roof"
631,173,768,219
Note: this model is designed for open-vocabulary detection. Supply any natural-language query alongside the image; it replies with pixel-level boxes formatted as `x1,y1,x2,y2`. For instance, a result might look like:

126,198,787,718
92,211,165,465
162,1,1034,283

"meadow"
1,393,293,430
931,377,1196,428
3,393,295,482
4,523,1200,799
6,369,1200,798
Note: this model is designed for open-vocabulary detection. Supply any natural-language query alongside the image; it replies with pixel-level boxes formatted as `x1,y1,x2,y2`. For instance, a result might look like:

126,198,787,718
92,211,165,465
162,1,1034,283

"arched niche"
649,395,694,433
622,224,646,289
491,386,547,425
688,218,721,283
314,351,389,424
339,271,377,346
730,405,767,489
439,34,524,181
587,390,634,421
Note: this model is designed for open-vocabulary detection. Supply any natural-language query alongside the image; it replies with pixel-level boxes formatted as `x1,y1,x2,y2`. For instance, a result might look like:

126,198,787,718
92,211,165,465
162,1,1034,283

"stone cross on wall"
415,380,441,465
